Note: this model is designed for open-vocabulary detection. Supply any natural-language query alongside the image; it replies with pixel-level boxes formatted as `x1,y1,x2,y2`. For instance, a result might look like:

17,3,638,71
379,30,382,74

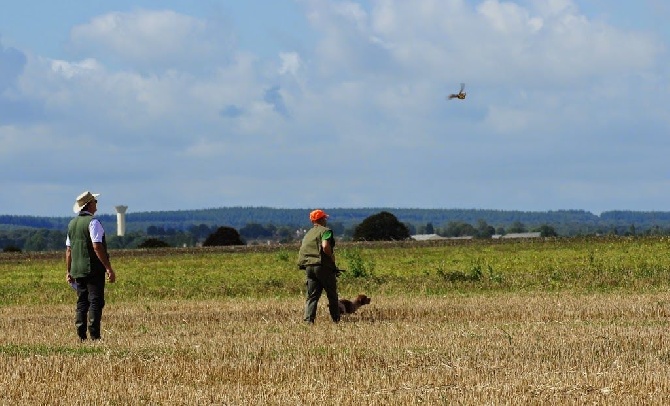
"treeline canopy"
2,208,670,236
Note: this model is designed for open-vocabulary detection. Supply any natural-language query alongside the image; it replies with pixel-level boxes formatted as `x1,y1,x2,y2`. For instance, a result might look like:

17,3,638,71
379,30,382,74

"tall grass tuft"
340,248,376,278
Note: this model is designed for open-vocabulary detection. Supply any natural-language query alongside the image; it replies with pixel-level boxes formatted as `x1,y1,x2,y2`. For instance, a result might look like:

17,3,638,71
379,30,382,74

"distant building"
412,234,474,241
413,232,541,241
412,234,447,241
492,232,542,239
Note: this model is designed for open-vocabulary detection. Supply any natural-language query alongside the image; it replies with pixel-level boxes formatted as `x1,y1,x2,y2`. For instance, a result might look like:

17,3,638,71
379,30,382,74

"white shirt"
65,211,105,246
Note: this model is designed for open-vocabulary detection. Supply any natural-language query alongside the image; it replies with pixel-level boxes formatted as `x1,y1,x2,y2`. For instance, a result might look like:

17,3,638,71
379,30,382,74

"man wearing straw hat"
66,191,116,341
297,209,340,324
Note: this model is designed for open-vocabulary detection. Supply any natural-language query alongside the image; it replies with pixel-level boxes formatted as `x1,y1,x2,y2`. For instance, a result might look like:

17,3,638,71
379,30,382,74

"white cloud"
50,58,102,79
278,52,301,76
1,1,669,215
68,9,234,71
531,0,578,17
364,0,660,85
477,0,543,34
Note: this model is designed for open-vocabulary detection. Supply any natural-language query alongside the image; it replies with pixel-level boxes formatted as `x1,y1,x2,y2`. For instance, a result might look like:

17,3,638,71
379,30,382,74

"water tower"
114,205,128,236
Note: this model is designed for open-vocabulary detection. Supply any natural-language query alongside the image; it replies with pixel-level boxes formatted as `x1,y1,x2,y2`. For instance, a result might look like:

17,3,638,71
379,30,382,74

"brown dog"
338,294,371,315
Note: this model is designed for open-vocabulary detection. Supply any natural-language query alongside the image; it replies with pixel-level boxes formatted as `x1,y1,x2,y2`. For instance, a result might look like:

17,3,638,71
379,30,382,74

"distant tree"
508,221,527,233
475,219,495,239
106,231,148,250
2,245,21,253
22,229,64,252
189,224,214,240
329,221,345,236
353,211,410,241
138,238,171,248
203,226,245,246
342,226,357,240
536,224,558,237
460,223,476,236
648,225,663,236
443,221,476,237
425,222,435,234
275,226,295,243
495,226,505,235
150,225,170,235
239,223,273,240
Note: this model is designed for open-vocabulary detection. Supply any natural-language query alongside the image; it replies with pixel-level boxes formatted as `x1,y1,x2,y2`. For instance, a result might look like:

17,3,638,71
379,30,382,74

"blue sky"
1,0,669,217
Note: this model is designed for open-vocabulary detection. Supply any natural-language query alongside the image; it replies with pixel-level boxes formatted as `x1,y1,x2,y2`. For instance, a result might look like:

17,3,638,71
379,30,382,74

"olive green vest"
68,214,107,278
297,224,335,269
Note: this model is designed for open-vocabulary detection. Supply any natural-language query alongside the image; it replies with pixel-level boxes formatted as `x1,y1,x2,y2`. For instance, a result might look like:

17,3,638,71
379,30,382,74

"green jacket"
68,214,107,278
297,224,336,269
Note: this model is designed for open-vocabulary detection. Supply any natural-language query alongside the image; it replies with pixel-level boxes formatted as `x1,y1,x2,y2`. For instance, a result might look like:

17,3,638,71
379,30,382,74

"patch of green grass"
0,344,105,356
3,236,670,306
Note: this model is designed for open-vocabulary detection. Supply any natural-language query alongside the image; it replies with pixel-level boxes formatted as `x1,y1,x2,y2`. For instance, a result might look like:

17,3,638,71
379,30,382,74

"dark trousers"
304,265,340,323
75,269,106,340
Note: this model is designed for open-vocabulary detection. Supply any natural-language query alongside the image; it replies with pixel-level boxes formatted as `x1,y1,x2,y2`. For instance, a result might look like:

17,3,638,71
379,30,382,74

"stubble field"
2,237,670,405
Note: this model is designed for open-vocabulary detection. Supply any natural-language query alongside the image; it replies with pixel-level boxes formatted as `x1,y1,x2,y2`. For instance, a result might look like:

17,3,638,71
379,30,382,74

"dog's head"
356,294,371,305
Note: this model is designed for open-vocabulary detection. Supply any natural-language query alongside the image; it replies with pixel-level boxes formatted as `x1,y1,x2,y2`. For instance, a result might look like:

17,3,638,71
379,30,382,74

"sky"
1,0,669,217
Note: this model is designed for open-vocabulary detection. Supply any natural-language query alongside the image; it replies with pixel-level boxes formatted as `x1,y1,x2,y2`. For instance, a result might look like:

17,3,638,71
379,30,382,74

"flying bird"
447,83,466,100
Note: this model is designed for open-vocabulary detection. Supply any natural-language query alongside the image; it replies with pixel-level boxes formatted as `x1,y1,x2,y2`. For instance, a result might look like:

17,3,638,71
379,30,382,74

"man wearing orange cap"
297,209,340,323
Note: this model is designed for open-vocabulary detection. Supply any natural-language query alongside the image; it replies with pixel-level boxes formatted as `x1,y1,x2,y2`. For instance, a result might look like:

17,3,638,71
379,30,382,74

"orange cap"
309,209,329,222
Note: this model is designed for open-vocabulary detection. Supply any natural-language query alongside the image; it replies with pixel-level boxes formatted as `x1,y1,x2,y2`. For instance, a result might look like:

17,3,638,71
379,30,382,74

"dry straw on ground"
2,293,670,405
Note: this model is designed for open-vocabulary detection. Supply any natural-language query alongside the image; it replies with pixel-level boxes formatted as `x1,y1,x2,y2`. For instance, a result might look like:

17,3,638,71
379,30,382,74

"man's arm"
321,239,336,264
65,246,73,283
93,242,116,283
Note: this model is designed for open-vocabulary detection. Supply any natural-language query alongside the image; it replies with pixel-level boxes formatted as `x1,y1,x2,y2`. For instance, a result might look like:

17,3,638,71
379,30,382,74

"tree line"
3,208,670,252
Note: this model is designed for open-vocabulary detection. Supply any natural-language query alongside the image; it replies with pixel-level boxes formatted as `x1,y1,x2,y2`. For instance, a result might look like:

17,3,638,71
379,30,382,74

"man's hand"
66,273,73,284
106,269,116,283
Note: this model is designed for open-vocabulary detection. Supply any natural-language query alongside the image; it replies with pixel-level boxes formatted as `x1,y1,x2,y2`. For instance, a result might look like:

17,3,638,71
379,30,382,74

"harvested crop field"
2,238,670,404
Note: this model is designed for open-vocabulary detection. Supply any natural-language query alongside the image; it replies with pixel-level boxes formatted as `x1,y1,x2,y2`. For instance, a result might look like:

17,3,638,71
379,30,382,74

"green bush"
340,248,375,278
138,238,171,249
203,226,245,246
353,211,410,241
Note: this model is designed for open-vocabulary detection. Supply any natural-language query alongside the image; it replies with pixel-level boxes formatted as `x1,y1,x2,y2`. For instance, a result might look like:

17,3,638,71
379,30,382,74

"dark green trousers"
304,265,340,323
75,268,106,340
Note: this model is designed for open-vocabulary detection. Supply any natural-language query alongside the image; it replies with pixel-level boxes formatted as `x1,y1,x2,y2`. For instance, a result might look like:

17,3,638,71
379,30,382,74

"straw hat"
73,191,100,213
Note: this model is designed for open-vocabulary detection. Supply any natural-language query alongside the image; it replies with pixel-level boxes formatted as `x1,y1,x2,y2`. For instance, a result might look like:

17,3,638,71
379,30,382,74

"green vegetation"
202,226,245,246
6,207,670,251
353,211,411,241
137,238,171,248
3,236,670,307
